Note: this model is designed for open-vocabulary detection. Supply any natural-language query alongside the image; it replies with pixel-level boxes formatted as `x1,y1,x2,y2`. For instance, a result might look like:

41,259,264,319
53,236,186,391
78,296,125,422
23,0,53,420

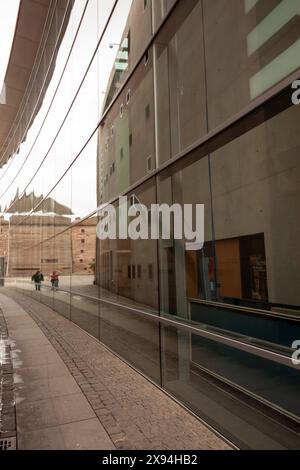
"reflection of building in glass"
98,0,300,313
1,0,300,449
4,193,97,277
0,0,74,167
5,192,73,277
191,234,268,305
8,214,72,277
71,218,97,275
5,189,74,215
94,0,300,448
0,216,9,275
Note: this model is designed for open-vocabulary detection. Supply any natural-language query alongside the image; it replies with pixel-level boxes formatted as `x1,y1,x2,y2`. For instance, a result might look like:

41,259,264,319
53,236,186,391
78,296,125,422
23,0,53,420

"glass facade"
1,0,300,449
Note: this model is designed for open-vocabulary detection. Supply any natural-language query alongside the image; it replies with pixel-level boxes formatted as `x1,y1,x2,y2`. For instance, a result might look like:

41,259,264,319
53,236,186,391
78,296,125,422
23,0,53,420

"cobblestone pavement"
1,288,232,450
0,308,16,447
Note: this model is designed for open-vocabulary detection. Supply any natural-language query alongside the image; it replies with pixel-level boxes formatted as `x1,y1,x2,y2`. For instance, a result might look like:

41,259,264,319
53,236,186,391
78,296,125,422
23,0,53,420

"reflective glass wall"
1,0,300,449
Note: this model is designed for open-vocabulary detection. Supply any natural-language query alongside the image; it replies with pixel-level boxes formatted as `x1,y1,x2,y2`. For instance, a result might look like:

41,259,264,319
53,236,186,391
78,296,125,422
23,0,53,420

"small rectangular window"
137,264,142,279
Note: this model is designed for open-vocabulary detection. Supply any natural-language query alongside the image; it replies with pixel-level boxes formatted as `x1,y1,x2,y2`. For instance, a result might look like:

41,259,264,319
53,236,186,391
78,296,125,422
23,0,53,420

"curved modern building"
1,0,300,449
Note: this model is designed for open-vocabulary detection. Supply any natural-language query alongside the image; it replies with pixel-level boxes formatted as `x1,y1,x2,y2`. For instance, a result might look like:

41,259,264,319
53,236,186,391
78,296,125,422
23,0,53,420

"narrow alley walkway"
0,289,231,450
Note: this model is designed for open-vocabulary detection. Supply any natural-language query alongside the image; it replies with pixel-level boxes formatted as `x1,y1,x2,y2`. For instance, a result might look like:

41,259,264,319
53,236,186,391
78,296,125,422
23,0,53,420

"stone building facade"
7,215,72,277
6,214,97,278
0,216,9,277
71,218,97,275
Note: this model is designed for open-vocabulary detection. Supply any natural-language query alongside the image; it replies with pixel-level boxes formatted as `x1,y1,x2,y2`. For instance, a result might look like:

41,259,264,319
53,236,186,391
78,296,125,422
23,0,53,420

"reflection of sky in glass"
0,0,133,219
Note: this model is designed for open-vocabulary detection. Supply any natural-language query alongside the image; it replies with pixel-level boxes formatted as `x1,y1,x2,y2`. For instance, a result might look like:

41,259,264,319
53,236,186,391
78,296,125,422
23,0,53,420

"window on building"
137,265,142,279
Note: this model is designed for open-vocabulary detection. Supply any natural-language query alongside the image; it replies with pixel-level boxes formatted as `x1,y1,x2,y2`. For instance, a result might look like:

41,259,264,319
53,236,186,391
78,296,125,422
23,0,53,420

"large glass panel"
71,292,100,339
70,133,98,296
154,0,207,164
152,0,177,31
157,155,213,318
98,178,159,311
70,218,98,296
210,103,300,314
2,0,300,452
161,324,300,449
159,102,300,448
101,0,152,111
160,103,300,326
203,0,300,129
98,48,155,201
0,216,9,286
7,193,35,287
99,300,160,382
97,179,160,381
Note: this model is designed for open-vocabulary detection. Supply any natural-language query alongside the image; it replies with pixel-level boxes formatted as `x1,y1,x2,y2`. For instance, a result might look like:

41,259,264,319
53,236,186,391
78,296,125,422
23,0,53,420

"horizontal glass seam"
14,282,300,371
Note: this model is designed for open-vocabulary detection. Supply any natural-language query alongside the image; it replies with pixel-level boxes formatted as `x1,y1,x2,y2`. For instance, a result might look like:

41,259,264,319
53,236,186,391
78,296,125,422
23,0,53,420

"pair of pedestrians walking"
31,270,61,291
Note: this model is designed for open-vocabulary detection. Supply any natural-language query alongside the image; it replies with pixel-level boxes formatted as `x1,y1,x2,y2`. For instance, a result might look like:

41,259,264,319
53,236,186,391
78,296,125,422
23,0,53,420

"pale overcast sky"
0,0,132,219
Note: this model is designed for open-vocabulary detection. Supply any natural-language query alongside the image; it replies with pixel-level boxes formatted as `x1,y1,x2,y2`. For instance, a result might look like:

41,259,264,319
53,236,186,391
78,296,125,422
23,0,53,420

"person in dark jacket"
32,270,44,291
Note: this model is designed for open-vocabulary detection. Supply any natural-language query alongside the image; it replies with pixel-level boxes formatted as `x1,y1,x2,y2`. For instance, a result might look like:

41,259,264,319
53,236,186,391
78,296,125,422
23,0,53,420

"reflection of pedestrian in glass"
32,270,44,291
50,271,61,291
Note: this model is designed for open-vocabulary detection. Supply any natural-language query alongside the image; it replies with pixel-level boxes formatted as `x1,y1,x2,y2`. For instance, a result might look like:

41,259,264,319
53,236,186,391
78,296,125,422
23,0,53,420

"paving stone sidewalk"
0,309,16,449
0,288,232,450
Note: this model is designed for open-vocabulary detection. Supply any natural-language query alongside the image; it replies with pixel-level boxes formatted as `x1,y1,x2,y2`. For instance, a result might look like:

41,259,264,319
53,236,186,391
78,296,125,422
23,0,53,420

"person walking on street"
32,270,44,291
50,271,61,291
